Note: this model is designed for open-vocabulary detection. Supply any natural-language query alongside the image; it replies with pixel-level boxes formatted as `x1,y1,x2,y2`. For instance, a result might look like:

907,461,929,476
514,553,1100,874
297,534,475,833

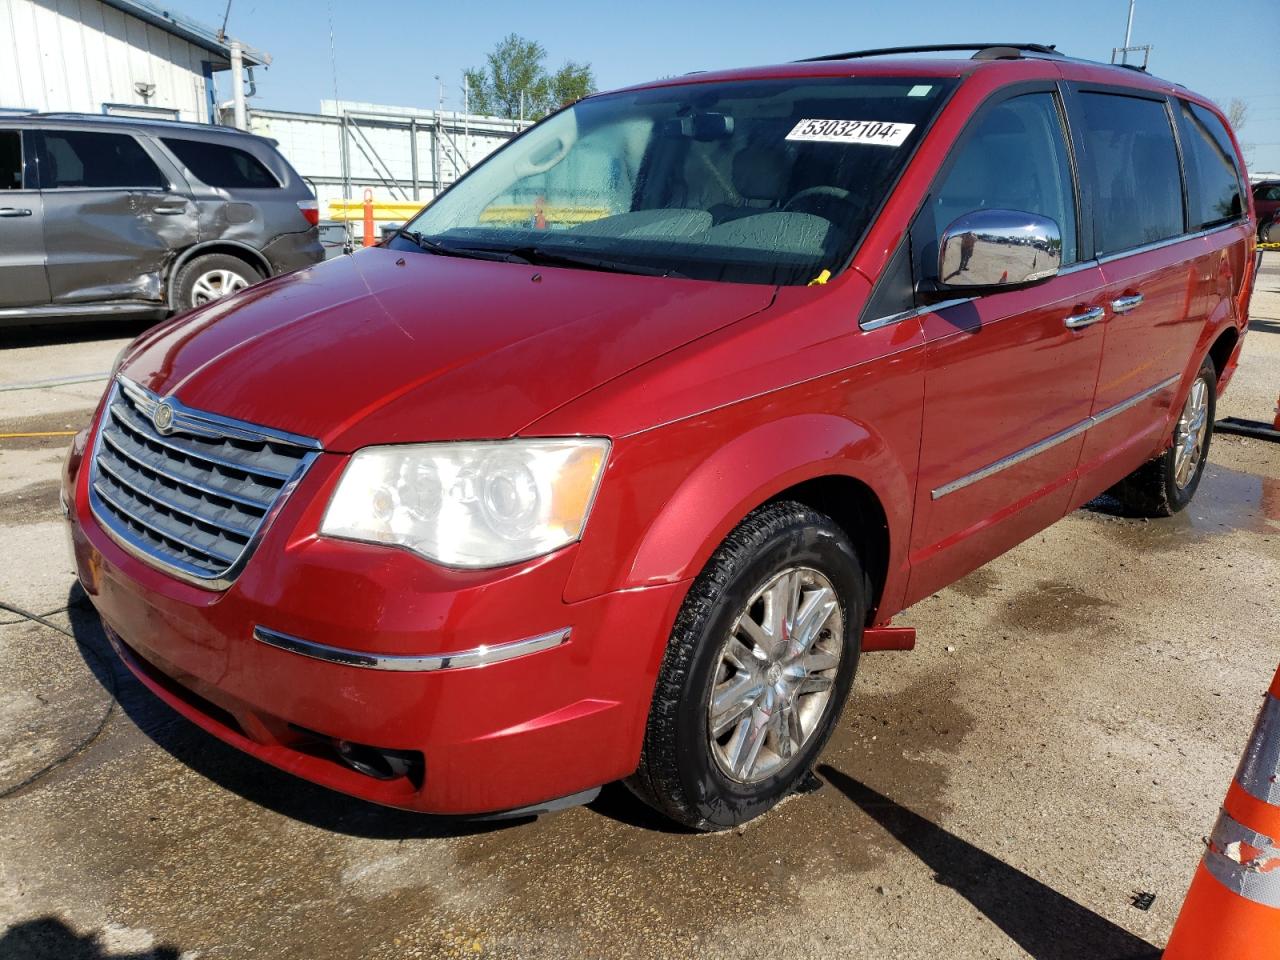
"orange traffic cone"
1164,666,1280,958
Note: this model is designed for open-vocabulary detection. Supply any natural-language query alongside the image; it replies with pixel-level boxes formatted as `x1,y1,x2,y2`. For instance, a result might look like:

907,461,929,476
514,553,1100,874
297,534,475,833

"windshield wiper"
399,232,686,279
500,245,689,279
398,230,532,265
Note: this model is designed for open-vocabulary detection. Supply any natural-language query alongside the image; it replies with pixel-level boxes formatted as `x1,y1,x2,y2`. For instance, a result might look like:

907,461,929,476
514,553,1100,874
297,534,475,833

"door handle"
1064,306,1105,330
1111,293,1144,314
0,207,32,218
153,204,188,215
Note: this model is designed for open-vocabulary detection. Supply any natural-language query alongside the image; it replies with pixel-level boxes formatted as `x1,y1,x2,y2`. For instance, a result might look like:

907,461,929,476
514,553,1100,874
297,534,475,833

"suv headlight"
320,438,610,568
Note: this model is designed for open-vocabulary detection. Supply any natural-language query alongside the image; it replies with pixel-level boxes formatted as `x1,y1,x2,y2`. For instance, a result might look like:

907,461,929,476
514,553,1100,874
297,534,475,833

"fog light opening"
335,739,419,783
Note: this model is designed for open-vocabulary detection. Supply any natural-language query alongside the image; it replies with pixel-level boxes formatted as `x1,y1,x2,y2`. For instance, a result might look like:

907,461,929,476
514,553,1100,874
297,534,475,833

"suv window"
1079,93,1183,254
161,138,278,189
1177,102,1245,229
39,130,166,189
931,92,1078,266
0,131,20,189
1256,184,1280,203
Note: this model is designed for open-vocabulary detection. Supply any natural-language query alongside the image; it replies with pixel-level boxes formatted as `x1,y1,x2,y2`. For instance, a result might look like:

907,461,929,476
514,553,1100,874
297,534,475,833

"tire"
1108,357,1216,517
172,253,263,310
627,500,867,831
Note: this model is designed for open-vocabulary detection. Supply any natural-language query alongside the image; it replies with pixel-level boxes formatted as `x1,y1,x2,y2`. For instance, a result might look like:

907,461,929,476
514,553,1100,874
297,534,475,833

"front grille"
88,376,320,588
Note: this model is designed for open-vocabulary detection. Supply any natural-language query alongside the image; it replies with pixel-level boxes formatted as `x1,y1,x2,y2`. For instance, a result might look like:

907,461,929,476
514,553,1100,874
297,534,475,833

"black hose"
0,599,117,799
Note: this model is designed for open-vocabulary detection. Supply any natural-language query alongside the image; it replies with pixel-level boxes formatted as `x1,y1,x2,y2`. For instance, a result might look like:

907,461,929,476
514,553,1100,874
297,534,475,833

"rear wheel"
173,253,262,310
1108,357,1216,517
627,501,866,831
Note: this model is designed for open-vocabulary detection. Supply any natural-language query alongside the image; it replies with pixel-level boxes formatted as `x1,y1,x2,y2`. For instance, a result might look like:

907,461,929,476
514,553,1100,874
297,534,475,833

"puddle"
995,580,1118,635
0,478,62,526
0,408,95,451
1083,462,1279,552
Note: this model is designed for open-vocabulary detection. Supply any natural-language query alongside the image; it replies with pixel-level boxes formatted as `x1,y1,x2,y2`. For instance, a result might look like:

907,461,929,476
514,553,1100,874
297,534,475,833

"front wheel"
1109,357,1216,517
627,501,867,831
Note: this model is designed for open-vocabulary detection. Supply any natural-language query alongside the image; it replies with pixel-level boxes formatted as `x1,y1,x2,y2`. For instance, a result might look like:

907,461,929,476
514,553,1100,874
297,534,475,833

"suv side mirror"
937,209,1062,289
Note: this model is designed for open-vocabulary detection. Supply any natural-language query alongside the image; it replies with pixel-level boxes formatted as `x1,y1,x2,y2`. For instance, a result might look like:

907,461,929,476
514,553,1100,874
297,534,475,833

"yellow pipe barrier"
328,200,427,222
326,200,615,226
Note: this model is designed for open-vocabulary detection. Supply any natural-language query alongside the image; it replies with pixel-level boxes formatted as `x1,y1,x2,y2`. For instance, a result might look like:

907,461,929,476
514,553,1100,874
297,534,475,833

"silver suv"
0,114,322,327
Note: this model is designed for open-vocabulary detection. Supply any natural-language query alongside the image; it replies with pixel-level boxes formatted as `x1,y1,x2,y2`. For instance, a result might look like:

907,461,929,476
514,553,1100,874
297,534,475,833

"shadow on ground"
818,764,1161,960
1,317,154,350
0,917,180,960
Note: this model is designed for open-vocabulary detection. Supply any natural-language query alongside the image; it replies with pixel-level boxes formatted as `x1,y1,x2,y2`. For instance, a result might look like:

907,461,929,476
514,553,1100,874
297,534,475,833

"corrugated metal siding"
250,105,524,230
0,0,210,120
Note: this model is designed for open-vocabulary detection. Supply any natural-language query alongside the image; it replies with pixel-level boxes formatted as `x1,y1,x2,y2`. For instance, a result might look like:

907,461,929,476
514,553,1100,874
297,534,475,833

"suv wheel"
628,501,866,831
1109,357,1216,517
174,254,263,309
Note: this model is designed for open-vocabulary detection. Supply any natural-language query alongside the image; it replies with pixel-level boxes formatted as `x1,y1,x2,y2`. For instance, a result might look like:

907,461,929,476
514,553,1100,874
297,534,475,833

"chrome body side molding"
931,373,1181,500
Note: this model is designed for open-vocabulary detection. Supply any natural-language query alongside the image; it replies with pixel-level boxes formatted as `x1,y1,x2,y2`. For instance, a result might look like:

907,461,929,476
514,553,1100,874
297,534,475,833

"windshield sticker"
786,119,915,147
908,85,933,97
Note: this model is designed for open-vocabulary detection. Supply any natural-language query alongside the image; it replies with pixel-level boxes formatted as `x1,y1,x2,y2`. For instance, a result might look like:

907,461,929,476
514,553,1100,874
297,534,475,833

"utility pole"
1122,0,1136,64
433,74,442,199
229,39,247,129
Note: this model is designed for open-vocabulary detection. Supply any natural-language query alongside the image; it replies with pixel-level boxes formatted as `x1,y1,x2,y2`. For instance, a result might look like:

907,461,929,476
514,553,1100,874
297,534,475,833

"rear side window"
161,138,279,189
39,130,166,189
931,92,1078,266
1256,184,1280,203
1078,93,1183,254
0,131,20,189
1177,102,1245,228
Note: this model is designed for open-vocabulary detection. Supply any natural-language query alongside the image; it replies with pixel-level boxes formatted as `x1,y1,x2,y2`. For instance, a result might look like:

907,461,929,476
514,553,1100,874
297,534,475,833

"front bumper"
64,428,687,815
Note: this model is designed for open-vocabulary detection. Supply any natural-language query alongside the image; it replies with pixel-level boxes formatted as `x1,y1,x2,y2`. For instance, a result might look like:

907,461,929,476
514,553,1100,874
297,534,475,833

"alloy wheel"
191,269,249,306
707,566,844,783
1174,375,1210,490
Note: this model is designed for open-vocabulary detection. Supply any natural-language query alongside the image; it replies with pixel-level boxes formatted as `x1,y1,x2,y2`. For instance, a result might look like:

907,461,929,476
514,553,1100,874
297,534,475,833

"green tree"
465,34,595,121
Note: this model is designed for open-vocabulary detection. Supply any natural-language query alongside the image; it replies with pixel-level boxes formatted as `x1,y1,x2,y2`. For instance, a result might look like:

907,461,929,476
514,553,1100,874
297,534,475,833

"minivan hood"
123,248,776,450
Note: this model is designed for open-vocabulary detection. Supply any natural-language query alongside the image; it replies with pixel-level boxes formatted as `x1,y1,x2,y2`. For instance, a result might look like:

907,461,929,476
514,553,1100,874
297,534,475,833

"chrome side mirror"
937,209,1062,288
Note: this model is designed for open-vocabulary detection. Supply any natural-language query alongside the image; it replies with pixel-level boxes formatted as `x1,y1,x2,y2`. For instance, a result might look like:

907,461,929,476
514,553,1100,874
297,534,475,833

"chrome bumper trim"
252,625,571,672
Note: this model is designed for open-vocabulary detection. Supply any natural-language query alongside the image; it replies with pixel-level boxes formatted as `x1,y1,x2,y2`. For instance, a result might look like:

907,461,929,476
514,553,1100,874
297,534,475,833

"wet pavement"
0,257,1277,959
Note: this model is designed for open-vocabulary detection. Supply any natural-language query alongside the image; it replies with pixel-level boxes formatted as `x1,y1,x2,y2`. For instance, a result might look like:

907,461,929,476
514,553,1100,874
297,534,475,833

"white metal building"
249,100,524,232
0,0,267,123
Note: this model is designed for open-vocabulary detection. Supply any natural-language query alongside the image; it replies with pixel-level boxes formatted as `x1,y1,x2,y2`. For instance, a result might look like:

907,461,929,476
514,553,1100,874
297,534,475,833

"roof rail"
798,43,1060,63
23,112,251,133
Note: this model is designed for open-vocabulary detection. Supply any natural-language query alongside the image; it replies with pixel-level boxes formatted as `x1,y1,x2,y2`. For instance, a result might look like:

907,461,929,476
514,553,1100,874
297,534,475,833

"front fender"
563,410,914,606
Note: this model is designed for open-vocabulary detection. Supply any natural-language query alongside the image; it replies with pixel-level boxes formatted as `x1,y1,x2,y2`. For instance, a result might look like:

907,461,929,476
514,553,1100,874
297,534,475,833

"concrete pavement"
0,257,1276,959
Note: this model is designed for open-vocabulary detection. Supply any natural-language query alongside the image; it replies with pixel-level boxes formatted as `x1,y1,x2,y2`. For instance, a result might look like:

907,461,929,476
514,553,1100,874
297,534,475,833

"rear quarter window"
1176,101,1245,229
161,138,280,189
1078,92,1183,255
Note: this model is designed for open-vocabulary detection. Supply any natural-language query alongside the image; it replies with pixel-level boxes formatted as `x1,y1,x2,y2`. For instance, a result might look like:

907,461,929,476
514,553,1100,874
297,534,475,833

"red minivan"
64,44,1256,830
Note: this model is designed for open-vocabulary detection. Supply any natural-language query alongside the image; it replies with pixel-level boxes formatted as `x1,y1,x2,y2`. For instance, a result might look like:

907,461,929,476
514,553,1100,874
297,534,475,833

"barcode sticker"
786,119,915,147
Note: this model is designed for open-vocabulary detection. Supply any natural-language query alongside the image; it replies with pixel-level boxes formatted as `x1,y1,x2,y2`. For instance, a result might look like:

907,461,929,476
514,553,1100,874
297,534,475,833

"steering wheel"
783,185,853,214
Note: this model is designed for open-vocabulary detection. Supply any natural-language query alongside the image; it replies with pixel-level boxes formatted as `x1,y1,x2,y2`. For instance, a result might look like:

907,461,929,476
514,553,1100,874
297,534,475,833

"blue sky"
184,0,1280,172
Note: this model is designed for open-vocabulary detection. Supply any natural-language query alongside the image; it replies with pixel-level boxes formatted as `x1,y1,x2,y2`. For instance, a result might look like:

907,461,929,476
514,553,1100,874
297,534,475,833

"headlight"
320,438,610,568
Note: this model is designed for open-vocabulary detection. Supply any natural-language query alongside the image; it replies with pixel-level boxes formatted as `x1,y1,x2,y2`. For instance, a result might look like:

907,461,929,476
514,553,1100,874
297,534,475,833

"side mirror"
937,209,1062,289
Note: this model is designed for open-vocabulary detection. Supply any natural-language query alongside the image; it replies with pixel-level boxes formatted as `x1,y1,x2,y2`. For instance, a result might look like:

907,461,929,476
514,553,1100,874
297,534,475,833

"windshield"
397,77,956,285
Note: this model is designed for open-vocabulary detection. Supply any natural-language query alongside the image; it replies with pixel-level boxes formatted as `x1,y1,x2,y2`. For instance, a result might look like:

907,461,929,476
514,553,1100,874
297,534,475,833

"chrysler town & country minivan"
64,44,1257,829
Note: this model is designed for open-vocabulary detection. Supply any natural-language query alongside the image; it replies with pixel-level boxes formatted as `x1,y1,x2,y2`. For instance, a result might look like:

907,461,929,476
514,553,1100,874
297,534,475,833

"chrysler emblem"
152,401,175,435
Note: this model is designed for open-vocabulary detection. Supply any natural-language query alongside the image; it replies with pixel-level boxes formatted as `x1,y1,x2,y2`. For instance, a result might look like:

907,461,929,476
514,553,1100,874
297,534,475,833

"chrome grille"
88,376,321,588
